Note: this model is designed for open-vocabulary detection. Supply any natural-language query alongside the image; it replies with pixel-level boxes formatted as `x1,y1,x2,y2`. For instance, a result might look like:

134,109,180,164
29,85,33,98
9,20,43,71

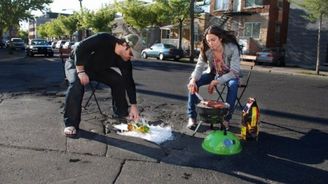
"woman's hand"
129,104,140,121
187,79,198,94
208,80,219,94
78,72,90,86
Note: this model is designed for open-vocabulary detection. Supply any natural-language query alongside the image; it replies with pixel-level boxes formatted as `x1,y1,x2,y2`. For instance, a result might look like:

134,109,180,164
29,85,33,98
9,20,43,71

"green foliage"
37,23,49,38
0,0,53,36
116,0,191,29
83,6,116,32
43,18,65,39
18,30,28,42
292,0,328,21
116,0,157,29
168,0,190,23
58,14,79,37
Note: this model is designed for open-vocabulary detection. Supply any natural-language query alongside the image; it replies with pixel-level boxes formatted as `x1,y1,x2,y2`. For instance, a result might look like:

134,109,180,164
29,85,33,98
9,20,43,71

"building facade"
208,0,290,54
28,12,71,41
156,0,290,56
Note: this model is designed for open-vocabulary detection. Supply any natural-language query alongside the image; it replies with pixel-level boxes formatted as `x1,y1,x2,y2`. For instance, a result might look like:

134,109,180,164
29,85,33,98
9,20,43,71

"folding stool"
215,61,255,109
83,82,103,115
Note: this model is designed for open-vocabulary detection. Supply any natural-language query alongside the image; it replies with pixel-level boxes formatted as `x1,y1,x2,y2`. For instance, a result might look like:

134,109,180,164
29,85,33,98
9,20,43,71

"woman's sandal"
64,126,77,138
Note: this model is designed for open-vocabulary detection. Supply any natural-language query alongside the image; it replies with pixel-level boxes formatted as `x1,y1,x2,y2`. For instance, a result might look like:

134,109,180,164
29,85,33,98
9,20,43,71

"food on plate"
127,122,150,133
201,100,225,109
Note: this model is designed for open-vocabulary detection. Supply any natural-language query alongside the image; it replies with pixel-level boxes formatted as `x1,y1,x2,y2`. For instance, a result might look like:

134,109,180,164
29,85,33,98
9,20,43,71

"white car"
55,40,67,49
62,41,76,49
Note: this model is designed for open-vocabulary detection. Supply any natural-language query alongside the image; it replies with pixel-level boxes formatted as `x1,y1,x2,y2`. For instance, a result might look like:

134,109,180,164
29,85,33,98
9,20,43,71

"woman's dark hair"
200,25,241,61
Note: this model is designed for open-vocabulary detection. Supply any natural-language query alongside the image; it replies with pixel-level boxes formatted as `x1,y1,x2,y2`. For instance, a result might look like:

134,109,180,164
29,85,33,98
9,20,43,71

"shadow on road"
76,126,328,184
261,109,328,125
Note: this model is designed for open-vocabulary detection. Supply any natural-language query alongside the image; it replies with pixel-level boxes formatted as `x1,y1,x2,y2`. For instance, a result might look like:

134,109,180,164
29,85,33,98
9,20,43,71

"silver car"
141,43,184,61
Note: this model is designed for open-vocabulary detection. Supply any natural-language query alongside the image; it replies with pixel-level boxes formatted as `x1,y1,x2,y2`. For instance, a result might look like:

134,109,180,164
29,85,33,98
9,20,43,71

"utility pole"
189,0,195,63
78,0,83,41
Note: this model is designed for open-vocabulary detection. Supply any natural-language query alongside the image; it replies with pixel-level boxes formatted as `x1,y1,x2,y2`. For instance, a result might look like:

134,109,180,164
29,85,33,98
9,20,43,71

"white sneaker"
187,118,196,128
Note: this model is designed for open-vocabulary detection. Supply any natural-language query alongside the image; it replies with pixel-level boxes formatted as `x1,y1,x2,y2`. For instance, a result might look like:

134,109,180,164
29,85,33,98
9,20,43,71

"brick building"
156,0,290,56
208,0,290,54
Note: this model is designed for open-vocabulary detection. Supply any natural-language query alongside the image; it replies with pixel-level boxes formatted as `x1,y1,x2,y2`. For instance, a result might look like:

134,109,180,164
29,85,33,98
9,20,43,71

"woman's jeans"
187,73,239,122
63,61,128,128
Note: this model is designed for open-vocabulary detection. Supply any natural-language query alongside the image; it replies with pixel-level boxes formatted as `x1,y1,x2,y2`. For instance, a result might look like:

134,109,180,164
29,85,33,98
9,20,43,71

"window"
244,22,261,38
277,0,283,8
161,30,170,39
245,0,263,7
215,0,229,10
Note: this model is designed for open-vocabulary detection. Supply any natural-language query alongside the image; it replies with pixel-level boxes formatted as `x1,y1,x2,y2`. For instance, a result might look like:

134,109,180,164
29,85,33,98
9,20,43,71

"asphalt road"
0,53,327,183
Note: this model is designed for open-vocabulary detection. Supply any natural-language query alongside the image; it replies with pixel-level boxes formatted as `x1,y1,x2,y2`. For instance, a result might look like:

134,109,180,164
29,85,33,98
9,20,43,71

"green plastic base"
202,130,242,155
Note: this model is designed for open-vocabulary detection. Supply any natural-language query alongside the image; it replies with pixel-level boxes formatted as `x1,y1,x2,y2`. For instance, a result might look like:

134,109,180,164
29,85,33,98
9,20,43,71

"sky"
30,0,114,16
45,0,113,14
22,0,153,30
42,0,152,14
21,0,114,30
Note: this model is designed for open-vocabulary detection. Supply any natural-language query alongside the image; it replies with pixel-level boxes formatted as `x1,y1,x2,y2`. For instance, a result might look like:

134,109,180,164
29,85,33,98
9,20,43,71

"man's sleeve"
122,62,137,104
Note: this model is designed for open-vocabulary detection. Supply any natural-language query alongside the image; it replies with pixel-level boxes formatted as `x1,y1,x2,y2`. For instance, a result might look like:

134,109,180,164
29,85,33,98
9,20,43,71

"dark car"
0,40,5,48
256,47,285,66
141,43,184,61
26,39,54,57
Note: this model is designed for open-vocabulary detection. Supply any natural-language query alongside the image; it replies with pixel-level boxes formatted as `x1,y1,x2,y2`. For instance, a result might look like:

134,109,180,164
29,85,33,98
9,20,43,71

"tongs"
195,92,205,102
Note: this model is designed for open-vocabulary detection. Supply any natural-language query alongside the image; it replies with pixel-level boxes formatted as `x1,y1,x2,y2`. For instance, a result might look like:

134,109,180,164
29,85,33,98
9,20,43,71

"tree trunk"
179,19,183,49
315,13,322,75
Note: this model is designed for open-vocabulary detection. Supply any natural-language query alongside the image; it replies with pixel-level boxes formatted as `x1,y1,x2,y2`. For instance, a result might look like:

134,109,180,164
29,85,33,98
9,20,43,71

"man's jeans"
187,73,239,122
63,61,128,128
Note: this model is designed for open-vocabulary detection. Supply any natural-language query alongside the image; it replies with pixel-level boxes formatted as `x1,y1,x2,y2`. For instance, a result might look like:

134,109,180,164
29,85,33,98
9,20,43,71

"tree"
116,0,160,30
0,0,53,38
293,0,328,75
164,0,191,49
82,6,116,33
18,30,28,42
47,18,66,39
58,14,79,39
37,23,49,39
116,0,192,49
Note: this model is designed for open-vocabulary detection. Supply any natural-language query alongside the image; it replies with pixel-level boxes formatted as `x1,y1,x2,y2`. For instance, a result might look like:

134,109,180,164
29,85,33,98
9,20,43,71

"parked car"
10,38,25,50
141,43,184,61
26,39,54,57
184,48,200,58
62,41,76,49
0,40,5,48
55,40,67,49
50,41,57,48
256,47,285,66
4,40,10,48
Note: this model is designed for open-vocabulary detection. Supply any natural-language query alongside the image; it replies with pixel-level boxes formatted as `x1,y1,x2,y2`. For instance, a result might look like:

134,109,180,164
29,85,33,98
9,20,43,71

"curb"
250,65,328,78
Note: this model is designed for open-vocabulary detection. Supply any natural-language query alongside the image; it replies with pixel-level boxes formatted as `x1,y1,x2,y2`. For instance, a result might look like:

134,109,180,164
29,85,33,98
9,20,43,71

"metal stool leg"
192,121,203,136
83,82,103,115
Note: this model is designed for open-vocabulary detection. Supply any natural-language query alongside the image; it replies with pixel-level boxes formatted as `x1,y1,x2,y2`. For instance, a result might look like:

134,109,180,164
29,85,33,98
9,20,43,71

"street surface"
0,50,327,183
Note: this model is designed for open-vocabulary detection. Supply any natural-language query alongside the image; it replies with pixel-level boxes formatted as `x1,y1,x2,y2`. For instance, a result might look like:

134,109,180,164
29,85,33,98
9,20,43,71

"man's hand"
208,80,219,94
187,79,198,94
78,72,90,86
129,104,140,121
